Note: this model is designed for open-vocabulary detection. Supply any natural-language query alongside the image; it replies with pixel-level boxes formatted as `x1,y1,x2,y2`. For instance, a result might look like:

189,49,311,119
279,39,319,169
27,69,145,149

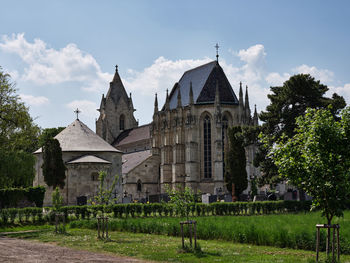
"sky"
1,0,350,130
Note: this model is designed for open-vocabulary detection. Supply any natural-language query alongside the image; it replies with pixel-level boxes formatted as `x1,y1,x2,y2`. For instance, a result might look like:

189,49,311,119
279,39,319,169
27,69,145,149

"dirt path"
0,237,150,263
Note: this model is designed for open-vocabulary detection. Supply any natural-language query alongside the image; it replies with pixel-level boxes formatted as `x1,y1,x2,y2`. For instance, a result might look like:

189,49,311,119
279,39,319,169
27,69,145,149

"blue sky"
1,0,350,130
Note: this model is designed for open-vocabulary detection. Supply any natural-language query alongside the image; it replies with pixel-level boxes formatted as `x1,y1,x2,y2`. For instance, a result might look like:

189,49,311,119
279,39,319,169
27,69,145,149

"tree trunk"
326,217,332,255
232,183,237,202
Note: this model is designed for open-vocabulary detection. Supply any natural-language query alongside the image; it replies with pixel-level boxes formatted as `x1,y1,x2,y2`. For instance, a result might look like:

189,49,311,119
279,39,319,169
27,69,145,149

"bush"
0,186,45,208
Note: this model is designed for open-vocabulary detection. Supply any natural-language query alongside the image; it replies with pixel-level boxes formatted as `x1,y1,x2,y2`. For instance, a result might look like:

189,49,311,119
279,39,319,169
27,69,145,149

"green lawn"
69,211,350,254
3,226,349,263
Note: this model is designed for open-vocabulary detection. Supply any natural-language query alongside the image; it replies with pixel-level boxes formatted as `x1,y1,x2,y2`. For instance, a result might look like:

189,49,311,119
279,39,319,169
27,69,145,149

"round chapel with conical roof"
34,119,122,206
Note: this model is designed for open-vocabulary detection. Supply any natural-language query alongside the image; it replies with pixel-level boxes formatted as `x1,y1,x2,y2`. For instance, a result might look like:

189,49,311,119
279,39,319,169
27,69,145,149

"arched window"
203,115,212,178
119,114,125,131
222,115,229,175
91,172,99,181
137,179,142,192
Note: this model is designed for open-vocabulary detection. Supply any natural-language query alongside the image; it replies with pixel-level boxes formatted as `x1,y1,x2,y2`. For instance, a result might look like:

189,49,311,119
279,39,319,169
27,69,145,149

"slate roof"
66,155,111,164
106,68,130,105
122,150,151,174
34,119,121,153
168,61,238,109
113,124,151,147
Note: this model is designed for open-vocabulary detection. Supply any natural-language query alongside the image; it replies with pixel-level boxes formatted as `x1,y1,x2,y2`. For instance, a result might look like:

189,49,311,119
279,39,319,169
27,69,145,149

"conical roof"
35,119,121,153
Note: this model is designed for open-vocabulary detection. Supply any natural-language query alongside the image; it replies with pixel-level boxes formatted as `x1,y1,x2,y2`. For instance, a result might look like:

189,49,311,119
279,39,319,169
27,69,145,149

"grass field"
69,211,350,254
3,226,349,263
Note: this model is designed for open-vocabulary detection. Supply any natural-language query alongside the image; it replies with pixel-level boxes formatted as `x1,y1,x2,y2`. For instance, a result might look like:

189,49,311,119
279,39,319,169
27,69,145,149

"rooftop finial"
115,65,118,72
215,43,220,62
74,108,81,120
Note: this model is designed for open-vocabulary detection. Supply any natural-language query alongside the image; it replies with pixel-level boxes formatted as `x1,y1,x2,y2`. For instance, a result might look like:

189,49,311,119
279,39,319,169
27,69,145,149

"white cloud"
66,100,98,119
293,64,334,83
327,83,350,102
123,56,212,94
20,94,49,106
265,72,291,86
0,33,112,92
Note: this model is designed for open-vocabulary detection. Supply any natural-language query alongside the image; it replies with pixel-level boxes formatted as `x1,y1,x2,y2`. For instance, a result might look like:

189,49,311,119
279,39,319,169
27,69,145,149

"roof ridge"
182,60,216,75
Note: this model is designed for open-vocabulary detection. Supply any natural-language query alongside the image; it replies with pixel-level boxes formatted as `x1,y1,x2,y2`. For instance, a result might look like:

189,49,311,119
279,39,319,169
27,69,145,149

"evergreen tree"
224,126,248,200
256,74,346,185
42,138,66,189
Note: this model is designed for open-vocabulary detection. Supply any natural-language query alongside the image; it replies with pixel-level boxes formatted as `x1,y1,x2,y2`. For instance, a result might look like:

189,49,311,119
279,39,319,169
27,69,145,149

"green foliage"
52,187,63,211
273,107,350,225
166,186,196,221
0,67,40,188
89,170,119,205
224,126,248,199
0,186,45,208
41,138,66,189
257,74,346,185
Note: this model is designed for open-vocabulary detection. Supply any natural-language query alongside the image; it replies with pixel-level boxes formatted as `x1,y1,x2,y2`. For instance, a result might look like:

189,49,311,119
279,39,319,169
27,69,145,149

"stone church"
96,59,260,200
34,119,122,205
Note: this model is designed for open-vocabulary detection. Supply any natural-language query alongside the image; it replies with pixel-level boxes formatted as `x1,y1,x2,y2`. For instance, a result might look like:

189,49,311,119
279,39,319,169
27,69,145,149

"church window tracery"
203,115,212,178
222,115,228,175
137,179,142,192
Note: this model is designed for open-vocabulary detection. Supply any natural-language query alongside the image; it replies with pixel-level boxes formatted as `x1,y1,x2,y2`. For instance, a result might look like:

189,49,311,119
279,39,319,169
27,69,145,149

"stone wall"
33,151,122,206
122,155,160,200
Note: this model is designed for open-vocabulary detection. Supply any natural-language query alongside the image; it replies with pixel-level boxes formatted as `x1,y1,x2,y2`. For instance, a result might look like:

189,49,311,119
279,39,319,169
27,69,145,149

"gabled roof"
122,150,152,174
112,124,151,147
34,119,121,153
168,61,238,109
66,155,111,164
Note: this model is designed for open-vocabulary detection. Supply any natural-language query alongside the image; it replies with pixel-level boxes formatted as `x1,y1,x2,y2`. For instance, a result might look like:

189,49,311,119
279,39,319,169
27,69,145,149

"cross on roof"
74,108,81,120
215,43,220,62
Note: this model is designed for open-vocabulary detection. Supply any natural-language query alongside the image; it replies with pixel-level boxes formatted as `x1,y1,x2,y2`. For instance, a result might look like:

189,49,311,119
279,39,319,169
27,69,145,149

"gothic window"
222,115,229,175
137,179,142,192
203,115,212,178
91,172,99,181
119,114,125,131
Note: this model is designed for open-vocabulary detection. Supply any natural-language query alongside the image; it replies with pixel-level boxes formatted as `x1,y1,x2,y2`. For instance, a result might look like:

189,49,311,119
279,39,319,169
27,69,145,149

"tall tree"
257,74,346,185
0,67,40,188
224,126,248,201
41,138,66,189
273,107,350,252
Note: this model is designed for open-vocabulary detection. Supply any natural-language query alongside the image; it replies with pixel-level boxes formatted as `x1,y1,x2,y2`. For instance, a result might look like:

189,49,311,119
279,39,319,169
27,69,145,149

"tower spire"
165,89,170,110
245,85,250,110
238,82,244,124
154,93,158,114
177,86,182,108
189,81,194,105
253,104,259,126
245,85,251,124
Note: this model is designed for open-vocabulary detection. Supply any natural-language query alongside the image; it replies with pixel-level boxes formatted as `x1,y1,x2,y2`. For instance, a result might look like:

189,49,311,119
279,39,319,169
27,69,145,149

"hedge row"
0,207,44,225
0,186,46,208
0,200,312,225
56,200,312,221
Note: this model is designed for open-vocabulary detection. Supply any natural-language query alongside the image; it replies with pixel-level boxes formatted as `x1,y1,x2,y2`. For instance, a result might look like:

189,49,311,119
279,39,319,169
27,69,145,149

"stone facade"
96,61,260,200
96,66,138,144
151,61,259,194
33,120,122,206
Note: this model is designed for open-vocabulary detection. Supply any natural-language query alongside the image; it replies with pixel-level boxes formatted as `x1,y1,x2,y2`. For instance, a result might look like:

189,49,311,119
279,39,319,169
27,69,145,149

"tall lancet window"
222,116,229,175
204,115,212,178
119,114,125,131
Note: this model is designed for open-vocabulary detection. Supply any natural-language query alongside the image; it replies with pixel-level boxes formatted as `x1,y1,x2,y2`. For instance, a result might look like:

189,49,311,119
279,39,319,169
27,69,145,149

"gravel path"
0,237,150,263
